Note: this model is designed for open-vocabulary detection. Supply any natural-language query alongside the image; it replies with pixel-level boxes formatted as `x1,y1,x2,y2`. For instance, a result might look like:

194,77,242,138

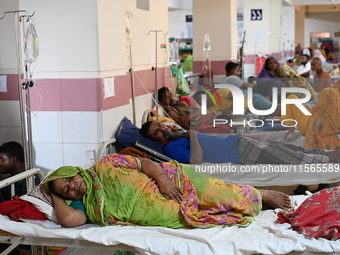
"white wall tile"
132,94,154,128
101,93,154,142
33,143,64,174
0,127,22,143
116,104,134,124
102,108,117,141
0,101,21,126
31,111,63,143
63,143,101,169
61,111,102,143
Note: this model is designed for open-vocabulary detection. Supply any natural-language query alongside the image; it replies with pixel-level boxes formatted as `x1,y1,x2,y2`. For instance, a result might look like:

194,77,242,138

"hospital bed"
1,167,340,255
99,122,340,189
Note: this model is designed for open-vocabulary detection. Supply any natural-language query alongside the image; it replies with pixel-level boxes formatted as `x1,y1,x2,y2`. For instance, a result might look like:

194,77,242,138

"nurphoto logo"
199,84,312,128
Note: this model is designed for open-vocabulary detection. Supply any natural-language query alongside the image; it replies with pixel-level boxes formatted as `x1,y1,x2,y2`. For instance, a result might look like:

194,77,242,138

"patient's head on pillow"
20,173,57,222
116,117,164,154
140,121,183,144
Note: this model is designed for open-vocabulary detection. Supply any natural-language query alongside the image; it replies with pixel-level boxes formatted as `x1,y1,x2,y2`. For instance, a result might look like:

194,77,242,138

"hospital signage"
251,9,262,21
200,84,312,116
199,84,312,128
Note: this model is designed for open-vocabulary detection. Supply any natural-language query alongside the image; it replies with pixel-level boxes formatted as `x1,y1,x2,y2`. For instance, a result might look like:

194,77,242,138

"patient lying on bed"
46,154,291,228
140,121,340,164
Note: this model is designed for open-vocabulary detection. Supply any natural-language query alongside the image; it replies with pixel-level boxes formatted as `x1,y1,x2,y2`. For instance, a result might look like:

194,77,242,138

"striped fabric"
238,136,329,165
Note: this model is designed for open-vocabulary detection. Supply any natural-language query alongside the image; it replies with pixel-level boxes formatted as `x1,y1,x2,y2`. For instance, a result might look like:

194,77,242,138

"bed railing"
96,138,117,162
0,168,45,198
0,168,46,255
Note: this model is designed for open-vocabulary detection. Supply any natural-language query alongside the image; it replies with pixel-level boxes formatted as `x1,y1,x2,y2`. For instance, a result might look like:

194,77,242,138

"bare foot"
327,150,340,163
258,189,292,209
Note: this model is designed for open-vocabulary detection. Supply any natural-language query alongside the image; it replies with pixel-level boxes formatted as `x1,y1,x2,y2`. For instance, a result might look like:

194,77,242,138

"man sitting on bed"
140,121,340,165
157,87,202,129
0,141,40,202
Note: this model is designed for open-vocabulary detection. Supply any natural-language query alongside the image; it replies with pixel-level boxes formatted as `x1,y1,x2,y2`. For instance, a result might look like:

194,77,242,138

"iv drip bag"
169,41,179,65
203,33,211,52
25,20,39,63
203,33,211,60
126,16,132,48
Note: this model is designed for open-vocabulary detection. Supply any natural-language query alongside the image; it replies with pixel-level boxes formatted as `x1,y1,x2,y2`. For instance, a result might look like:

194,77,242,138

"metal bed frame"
0,168,137,255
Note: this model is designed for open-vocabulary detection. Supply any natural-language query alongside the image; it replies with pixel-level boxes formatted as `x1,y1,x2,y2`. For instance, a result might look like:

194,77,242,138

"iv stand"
145,30,168,122
126,12,136,125
0,10,35,170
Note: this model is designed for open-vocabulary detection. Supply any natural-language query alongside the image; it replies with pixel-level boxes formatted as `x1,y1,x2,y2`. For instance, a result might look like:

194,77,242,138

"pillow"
115,117,164,154
20,173,57,222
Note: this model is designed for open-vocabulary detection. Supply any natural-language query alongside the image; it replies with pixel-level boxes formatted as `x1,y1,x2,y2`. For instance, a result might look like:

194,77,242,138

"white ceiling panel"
283,0,340,6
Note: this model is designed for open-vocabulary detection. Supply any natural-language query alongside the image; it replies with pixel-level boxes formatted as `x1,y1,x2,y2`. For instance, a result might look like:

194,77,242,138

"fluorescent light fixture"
310,32,330,38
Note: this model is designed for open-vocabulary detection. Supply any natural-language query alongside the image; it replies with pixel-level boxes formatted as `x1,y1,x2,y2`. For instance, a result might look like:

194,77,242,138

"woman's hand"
155,174,183,204
50,191,61,200
138,157,184,203
50,192,87,227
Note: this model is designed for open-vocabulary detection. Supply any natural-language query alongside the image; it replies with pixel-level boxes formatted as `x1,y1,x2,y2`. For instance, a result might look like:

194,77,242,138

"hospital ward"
1,0,340,254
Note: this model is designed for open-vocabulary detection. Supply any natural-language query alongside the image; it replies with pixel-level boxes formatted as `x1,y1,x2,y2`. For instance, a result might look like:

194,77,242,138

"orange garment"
304,81,340,150
280,94,312,135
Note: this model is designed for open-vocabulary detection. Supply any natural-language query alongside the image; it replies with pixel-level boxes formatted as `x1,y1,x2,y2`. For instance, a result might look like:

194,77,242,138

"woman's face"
53,174,87,200
266,58,277,71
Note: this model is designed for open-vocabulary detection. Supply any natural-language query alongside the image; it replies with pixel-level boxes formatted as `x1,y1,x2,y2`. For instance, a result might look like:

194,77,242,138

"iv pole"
145,30,168,121
0,10,35,170
126,12,136,125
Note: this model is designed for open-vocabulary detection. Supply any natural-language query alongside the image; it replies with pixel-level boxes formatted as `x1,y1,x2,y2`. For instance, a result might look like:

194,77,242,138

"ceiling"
169,0,340,13
283,0,340,5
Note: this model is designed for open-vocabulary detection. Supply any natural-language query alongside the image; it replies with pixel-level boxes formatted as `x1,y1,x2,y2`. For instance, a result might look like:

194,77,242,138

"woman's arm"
51,192,87,227
167,111,190,129
137,157,183,203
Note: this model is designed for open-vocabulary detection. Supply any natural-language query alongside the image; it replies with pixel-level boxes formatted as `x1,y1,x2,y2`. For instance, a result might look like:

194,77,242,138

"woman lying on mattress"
45,154,291,228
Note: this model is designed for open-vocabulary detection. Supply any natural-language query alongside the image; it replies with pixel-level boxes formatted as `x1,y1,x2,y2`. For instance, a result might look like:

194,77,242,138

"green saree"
45,154,261,228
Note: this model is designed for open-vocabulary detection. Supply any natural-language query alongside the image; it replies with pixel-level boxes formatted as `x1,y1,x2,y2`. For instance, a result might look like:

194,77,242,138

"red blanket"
0,196,46,222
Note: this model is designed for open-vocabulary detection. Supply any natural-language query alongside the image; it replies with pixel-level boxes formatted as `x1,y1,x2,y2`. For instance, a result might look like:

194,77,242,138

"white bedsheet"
1,195,340,255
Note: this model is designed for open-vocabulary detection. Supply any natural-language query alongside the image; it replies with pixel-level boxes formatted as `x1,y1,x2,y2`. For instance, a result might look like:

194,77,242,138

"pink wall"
193,60,232,76
0,67,171,112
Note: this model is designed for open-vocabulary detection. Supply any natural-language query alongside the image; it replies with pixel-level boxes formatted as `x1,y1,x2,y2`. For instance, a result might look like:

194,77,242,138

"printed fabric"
276,65,318,102
304,81,340,150
44,154,261,228
277,187,340,240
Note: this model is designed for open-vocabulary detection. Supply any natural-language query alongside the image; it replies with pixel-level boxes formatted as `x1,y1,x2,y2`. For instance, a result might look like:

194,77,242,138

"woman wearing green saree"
45,154,291,228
